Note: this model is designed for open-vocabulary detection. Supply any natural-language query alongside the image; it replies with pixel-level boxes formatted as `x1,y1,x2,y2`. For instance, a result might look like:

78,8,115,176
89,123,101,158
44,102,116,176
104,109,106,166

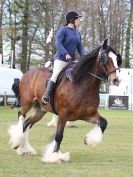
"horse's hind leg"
16,101,47,155
8,99,32,150
47,114,58,128
84,116,108,147
47,113,71,128
42,115,70,163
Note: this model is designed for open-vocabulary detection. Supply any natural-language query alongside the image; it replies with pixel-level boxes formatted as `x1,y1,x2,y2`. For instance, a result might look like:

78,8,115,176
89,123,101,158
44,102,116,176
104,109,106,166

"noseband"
107,68,120,75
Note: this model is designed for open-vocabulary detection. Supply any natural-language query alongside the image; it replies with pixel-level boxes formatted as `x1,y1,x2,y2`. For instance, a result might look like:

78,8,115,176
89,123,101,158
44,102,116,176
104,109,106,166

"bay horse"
8,39,122,163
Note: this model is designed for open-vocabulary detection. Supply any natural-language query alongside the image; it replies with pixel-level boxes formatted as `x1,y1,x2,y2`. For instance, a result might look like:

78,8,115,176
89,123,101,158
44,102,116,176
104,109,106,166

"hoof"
85,126,103,147
8,116,24,149
47,121,57,128
8,125,25,149
16,145,37,156
41,151,70,164
84,137,101,147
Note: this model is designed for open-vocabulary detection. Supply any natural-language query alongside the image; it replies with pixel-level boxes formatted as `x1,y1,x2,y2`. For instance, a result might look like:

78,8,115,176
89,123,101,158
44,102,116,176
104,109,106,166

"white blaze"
108,51,120,77
108,51,118,68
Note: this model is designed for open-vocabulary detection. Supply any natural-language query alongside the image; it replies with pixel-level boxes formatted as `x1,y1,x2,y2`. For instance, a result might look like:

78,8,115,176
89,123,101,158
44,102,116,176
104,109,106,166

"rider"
42,10,85,104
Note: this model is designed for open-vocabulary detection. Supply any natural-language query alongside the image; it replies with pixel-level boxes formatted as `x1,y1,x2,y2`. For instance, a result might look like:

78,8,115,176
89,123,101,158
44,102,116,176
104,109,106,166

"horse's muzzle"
108,76,120,86
113,77,120,86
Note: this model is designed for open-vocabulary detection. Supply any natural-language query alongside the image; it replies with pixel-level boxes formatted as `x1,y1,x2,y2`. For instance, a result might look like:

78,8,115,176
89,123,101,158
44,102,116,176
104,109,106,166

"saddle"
45,61,75,81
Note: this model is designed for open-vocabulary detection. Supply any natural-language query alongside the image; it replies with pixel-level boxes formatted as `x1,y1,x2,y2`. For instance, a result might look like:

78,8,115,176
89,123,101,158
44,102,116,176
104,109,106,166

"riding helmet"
65,11,82,24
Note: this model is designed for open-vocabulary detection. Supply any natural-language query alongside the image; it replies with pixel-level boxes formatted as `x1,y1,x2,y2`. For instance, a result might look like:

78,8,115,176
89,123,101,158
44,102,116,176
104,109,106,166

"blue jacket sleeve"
55,27,68,55
77,33,85,57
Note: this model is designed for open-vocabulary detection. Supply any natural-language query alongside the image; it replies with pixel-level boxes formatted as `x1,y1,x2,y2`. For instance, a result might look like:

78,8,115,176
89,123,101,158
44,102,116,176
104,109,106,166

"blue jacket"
53,26,84,62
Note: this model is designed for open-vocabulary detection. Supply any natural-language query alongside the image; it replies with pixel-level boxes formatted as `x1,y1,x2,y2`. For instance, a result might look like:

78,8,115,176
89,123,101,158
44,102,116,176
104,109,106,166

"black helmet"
66,11,82,24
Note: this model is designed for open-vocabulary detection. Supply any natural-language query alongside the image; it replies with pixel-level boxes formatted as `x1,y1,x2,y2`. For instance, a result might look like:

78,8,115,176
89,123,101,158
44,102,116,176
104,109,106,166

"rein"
88,72,108,82
88,68,120,82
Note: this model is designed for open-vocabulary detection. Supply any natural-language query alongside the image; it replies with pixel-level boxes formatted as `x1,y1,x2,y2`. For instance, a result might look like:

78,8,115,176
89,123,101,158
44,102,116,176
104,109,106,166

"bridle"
107,68,120,75
88,50,120,82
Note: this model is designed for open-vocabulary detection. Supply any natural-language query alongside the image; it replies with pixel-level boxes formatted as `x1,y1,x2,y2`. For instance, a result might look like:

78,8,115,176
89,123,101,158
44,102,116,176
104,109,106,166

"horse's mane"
73,45,101,84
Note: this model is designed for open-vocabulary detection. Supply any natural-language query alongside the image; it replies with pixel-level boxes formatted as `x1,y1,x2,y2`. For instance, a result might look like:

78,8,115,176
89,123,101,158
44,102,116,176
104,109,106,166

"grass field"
0,107,133,177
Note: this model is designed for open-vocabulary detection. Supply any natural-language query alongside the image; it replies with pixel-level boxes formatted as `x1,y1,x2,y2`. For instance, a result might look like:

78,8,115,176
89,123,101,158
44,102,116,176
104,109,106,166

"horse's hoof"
68,125,78,128
9,138,22,150
42,150,70,164
16,146,37,156
47,122,57,128
14,145,20,149
84,138,87,145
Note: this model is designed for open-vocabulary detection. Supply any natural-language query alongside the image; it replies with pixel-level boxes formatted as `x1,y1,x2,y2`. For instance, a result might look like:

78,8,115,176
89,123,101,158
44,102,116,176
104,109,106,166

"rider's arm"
55,27,69,56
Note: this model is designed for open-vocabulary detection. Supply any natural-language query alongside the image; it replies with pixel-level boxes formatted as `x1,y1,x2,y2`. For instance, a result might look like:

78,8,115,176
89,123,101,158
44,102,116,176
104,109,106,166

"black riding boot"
42,80,55,104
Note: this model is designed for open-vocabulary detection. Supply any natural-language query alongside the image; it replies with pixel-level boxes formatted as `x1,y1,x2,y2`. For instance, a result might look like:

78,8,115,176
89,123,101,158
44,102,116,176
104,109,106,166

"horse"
8,39,122,163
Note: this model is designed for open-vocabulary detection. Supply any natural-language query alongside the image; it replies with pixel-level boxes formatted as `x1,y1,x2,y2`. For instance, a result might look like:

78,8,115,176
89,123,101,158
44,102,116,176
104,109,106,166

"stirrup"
41,96,49,105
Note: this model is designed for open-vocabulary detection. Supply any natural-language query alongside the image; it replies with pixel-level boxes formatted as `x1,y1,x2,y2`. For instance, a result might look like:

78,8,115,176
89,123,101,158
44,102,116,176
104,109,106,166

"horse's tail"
12,80,20,103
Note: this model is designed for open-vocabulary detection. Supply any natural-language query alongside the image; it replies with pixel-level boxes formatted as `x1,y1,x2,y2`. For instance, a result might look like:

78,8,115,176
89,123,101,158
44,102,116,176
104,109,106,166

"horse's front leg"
42,117,70,164
8,102,46,155
84,116,108,147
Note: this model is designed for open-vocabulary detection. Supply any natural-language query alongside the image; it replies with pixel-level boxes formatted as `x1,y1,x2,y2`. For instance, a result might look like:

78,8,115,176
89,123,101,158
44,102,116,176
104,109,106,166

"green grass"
0,107,133,177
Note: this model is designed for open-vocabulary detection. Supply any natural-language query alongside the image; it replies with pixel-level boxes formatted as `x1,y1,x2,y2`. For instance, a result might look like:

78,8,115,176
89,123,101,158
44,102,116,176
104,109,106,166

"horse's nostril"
113,78,117,82
113,78,120,86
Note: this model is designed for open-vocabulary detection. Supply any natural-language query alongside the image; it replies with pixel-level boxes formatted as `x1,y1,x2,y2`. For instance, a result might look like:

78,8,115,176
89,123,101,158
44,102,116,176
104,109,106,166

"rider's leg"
42,59,68,104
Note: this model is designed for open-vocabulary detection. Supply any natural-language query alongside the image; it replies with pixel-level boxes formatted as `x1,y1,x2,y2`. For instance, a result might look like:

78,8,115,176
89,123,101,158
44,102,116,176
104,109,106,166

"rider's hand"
65,54,72,62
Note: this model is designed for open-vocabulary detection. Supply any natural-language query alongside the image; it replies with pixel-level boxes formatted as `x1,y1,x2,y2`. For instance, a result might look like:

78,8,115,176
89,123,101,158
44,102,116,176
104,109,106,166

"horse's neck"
83,62,102,92
93,60,103,77
91,60,102,79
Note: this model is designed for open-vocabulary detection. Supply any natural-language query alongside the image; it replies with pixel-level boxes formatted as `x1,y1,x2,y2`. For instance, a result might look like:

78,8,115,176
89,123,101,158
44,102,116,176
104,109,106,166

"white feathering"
41,140,70,163
8,115,25,149
85,126,103,147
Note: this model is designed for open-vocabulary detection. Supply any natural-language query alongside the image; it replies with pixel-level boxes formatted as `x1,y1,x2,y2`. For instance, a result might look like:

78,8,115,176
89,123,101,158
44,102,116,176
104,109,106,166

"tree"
125,0,133,68
21,0,29,73
1,0,132,71
0,0,4,65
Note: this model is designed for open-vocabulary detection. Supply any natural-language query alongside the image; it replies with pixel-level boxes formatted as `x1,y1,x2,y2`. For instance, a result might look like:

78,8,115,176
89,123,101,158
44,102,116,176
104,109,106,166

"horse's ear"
117,54,122,66
103,39,108,49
